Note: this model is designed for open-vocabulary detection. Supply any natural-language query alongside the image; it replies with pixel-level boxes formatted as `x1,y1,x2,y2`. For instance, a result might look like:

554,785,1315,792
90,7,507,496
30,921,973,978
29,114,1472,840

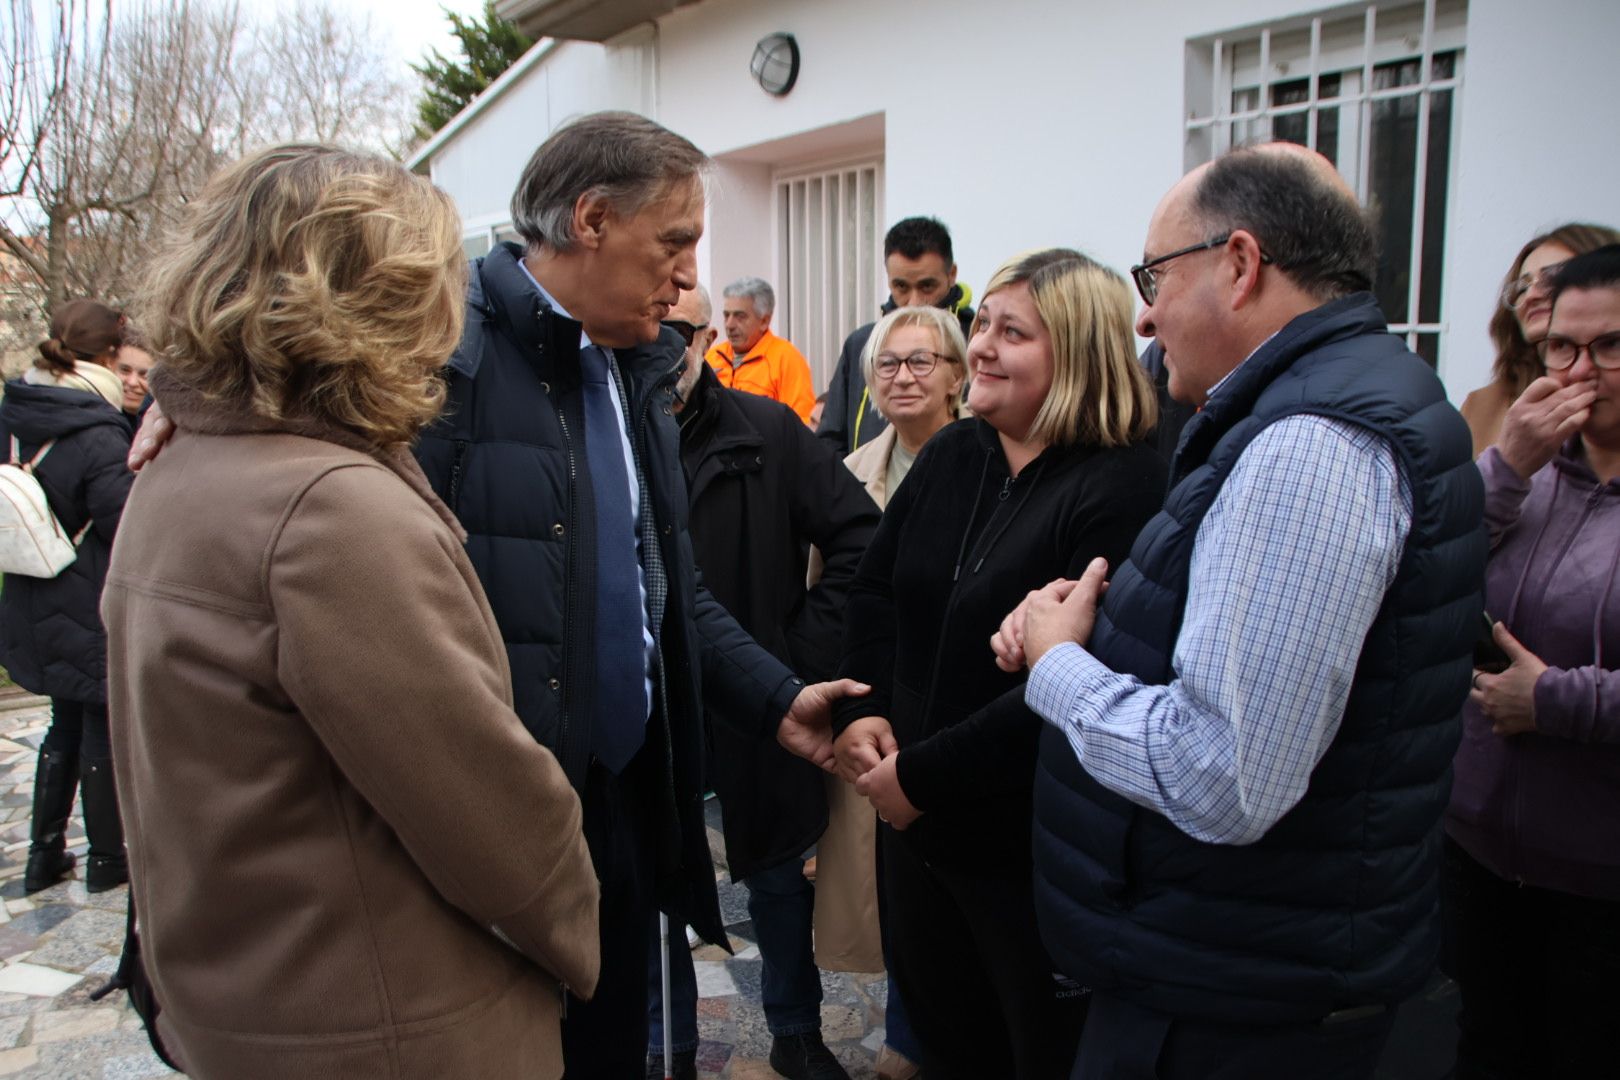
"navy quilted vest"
1031,294,1486,1023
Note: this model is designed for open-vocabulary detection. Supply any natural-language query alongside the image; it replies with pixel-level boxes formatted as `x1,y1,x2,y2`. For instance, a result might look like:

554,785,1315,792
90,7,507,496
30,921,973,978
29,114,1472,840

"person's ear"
947,263,958,288
702,327,718,351
571,191,613,251
1227,230,1266,311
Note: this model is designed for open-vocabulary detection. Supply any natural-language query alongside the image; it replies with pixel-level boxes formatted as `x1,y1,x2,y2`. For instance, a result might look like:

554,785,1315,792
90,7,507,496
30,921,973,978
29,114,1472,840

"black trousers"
1070,992,1394,1080
44,698,112,763
560,752,656,1079
1440,836,1620,1079
881,824,1086,1080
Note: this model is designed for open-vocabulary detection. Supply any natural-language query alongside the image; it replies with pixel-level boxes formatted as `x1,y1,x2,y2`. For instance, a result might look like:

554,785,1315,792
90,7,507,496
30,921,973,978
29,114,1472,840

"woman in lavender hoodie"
1443,244,1620,1079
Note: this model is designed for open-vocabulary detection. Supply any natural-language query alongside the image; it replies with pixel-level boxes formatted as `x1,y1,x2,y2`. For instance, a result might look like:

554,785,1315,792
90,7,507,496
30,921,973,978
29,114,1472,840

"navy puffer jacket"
416,244,805,943
1033,294,1486,1023
0,379,133,703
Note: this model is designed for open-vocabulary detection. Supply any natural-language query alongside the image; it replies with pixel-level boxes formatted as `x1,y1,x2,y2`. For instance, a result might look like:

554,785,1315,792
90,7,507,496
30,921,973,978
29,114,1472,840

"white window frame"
772,156,885,389
1186,0,1466,367
461,220,523,261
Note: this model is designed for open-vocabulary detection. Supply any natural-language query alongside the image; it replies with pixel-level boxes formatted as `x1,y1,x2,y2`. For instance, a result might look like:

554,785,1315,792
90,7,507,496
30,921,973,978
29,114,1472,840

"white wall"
1441,0,1620,394
425,0,1620,399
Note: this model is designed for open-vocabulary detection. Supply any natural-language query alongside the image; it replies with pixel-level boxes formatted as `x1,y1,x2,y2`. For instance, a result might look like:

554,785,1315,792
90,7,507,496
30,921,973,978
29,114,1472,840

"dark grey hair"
509,111,709,253
723,276,775,318
1190,148,1377,301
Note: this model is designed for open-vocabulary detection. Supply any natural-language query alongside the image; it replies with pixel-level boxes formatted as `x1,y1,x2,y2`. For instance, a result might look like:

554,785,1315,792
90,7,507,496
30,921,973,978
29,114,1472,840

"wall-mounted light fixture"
750,33,800,97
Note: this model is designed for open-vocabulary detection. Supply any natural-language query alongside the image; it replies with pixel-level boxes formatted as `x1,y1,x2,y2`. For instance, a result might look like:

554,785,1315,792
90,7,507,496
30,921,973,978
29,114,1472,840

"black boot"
24,749,80,894
80,759,128,893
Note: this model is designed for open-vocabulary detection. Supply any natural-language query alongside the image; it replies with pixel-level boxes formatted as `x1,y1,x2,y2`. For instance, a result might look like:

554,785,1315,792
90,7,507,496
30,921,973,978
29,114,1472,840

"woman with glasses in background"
815,304,967,1079
1461,223,1620,458
829,249,1166,1079
1443,244,1620,1079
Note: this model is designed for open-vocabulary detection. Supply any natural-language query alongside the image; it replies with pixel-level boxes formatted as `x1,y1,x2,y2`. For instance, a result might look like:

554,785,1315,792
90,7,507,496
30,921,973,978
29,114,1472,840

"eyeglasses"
1537,331,1620,371
661,319,703,347
1500,263,1567,311
1129,234,1272,306
873,351,946,379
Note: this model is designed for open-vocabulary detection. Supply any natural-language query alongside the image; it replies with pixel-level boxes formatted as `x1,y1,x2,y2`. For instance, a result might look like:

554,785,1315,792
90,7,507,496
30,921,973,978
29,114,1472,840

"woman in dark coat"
0,299,134,893
832,249,1167,1079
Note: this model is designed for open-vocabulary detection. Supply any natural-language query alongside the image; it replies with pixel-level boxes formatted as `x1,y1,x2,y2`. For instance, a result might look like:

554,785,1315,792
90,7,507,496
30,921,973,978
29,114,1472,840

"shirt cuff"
1026,641,1112,730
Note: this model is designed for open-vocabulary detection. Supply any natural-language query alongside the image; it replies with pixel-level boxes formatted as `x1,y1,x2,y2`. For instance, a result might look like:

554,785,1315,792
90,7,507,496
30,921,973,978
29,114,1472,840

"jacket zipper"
554,404,582,782
447,439,470,512
921,465,1008,738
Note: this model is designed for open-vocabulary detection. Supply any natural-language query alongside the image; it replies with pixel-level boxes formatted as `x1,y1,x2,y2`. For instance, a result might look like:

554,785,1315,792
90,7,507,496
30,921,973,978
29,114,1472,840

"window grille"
1186,0,1466,367
774,159,885,389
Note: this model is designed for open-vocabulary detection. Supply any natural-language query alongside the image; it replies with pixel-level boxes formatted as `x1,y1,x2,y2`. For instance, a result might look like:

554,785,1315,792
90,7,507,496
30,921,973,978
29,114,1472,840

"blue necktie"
579,347,647,773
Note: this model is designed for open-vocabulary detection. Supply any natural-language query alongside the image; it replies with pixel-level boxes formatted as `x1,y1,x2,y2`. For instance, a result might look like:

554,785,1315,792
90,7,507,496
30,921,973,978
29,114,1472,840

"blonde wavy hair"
140,144,466,445
973,248,1156,449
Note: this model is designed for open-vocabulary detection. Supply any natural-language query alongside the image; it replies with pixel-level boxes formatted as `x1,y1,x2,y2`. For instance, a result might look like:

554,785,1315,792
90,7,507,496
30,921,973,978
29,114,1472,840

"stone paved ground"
0,695,1456,1079
0,696,172,1079
0,695,890,1079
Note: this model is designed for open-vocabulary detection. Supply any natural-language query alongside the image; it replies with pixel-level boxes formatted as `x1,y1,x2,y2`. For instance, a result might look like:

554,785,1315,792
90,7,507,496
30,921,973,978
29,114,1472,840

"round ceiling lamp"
750,33,800,97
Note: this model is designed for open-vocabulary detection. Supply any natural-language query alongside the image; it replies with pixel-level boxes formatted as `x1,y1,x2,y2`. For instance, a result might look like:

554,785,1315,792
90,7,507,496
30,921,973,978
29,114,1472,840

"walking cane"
659,911,674,1080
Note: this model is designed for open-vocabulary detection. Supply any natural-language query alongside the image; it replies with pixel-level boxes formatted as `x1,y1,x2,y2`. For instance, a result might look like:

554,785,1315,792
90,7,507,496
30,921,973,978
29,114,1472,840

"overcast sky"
237,0,489,76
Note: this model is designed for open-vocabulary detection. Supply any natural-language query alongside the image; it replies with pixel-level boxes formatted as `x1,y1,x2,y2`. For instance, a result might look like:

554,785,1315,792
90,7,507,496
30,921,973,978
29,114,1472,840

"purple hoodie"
1445,440,1620,900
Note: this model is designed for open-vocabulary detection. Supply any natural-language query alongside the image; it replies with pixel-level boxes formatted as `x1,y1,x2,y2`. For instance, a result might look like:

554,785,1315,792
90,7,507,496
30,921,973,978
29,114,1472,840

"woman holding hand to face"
1443,244,1620,1079
830,249,1166,1079
1461,223,1619,457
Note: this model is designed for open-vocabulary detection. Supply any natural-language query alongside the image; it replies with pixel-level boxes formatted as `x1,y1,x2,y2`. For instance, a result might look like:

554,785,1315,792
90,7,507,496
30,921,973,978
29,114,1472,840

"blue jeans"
648,856,823,1053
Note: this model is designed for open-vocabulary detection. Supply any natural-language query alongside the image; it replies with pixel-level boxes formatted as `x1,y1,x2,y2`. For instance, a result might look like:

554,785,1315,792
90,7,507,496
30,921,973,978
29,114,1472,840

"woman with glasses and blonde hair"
1461,222,1620,457
814,304,967,1079
101,144,598,1080
829,249,1166,1078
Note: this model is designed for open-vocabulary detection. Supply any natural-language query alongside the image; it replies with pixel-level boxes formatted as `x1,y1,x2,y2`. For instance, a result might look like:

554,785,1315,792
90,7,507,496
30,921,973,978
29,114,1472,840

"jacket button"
540,381,551,394
663,524,672,536
661,405,672,416
755,455,763,465
548,678,561,691
552,523,565,537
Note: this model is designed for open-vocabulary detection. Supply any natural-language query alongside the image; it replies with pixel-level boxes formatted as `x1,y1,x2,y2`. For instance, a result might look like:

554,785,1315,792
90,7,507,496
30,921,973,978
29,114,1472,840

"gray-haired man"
415,112,865,1078
704,276,817,423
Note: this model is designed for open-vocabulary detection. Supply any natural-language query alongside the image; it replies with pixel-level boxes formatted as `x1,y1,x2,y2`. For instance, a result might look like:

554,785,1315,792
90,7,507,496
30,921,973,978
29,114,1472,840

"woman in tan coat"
102,144,599,1080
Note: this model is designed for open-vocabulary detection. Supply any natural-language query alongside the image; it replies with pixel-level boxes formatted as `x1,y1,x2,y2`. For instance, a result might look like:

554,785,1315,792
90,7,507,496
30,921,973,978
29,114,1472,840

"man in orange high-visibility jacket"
705,277,816,423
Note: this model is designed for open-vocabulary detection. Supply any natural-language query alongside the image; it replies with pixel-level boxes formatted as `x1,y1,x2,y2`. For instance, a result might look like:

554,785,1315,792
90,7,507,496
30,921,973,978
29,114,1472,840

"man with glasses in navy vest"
992,143,1485,1078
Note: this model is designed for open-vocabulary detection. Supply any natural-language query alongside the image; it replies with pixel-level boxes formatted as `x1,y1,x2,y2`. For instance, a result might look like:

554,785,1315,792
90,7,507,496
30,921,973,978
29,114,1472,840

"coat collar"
1174,292,1386,482
464,243,685,398
149,366,467,542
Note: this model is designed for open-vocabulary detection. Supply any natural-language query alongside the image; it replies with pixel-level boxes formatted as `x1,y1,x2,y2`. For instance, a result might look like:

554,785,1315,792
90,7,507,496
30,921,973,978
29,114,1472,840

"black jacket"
0,380,134,703
818,285,976,456
416,243,804,943
833,419,1165,875
678,365,879,880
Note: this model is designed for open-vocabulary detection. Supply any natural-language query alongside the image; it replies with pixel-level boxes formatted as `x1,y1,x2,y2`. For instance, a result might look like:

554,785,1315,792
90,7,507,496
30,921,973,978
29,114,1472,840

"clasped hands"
832,717,920,830
1470,621,1544,737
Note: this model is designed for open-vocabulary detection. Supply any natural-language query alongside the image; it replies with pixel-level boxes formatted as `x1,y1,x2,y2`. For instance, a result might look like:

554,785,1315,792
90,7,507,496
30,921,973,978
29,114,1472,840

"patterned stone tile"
0,964,78,998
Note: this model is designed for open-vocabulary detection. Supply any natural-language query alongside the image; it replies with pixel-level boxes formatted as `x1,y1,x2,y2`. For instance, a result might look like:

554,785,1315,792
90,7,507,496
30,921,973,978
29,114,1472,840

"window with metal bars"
774,160,884,390
1186,0,1466,368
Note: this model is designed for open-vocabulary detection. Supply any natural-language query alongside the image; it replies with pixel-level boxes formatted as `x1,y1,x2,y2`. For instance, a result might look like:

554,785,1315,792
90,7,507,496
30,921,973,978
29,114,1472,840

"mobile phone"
1473,612,1511,674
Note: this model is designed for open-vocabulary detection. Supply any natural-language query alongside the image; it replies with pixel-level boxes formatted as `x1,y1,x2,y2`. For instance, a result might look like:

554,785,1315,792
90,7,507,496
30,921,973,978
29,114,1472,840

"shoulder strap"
13,436,57,472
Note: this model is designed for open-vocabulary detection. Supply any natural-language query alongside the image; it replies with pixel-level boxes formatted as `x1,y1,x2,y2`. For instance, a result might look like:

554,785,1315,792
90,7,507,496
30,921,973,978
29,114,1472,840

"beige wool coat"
102,376,599,1080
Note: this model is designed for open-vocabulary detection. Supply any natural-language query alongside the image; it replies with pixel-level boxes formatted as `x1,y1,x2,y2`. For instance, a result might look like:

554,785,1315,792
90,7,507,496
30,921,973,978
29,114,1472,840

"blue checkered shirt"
1025,413,1412,845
